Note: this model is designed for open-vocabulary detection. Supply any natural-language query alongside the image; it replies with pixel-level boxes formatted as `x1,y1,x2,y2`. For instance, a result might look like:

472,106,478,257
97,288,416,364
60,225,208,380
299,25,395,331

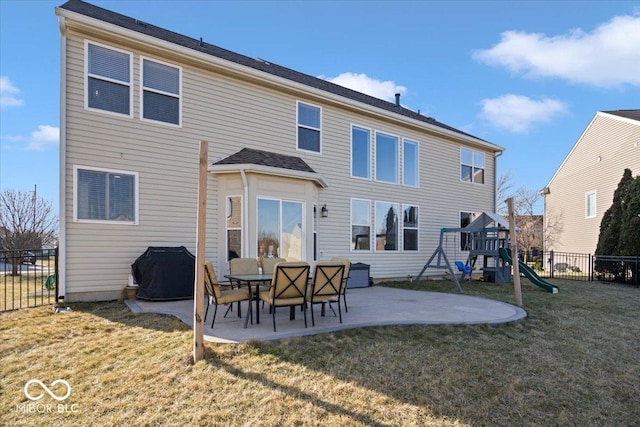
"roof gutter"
55,6,503,153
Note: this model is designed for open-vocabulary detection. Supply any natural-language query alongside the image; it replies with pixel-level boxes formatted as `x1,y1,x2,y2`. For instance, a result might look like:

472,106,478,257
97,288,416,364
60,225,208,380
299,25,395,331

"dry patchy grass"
1,279,639,426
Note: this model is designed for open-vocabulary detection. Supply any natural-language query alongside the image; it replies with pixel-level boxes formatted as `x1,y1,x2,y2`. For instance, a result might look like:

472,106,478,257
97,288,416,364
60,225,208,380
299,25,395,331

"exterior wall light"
321,204,329,218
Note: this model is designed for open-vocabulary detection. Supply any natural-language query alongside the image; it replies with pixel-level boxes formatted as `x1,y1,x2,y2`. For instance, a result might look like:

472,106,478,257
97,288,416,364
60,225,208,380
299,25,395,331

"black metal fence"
1,248,58,312
518,250,639,287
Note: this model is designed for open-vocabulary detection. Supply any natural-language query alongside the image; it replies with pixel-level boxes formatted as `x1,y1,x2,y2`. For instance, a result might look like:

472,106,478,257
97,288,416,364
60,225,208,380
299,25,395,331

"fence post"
549,250,554,279
54,247,60,303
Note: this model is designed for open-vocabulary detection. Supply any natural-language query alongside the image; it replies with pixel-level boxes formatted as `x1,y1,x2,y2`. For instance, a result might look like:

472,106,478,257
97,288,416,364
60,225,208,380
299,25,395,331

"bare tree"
496,169,515,217
0,189,58,275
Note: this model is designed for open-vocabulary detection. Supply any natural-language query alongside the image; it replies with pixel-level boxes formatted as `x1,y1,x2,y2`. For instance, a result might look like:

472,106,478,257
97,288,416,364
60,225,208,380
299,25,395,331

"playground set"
413,212,559,294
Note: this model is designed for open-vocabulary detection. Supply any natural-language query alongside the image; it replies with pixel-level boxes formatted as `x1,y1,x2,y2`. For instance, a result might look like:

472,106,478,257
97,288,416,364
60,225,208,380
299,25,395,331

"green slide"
499,248,559,294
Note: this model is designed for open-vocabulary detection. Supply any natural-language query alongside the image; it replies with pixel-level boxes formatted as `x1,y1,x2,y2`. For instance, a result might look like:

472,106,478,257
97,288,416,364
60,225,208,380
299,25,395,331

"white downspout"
240,169,249,257
57,16,67,299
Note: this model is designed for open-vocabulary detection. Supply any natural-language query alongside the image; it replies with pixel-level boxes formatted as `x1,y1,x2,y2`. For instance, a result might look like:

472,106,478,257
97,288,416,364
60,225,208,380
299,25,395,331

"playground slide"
498,248,559,294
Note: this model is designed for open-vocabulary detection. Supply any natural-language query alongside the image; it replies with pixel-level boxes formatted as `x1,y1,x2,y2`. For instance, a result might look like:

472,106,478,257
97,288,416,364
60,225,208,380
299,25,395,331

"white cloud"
27,125,59,151
479,94,568,133
0,76,25,109
320,72,407,102
473,14,640,87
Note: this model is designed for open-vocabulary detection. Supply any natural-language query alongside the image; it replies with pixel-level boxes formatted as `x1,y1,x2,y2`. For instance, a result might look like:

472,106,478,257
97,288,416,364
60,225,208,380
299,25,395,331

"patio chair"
229,257,260,284
261,257,286,275
308,262,345,326
258,261,310,332
330,257,351,312
204,262,250,328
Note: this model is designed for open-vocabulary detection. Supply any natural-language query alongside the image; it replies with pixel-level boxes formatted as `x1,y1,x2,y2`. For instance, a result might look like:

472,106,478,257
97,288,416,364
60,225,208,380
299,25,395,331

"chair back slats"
312,262,345,297
271,262,310,300
229,258,260,275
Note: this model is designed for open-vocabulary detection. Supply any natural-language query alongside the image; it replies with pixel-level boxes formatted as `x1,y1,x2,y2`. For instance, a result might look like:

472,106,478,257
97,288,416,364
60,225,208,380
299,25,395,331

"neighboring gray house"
541,110,640,255
56,0,504,301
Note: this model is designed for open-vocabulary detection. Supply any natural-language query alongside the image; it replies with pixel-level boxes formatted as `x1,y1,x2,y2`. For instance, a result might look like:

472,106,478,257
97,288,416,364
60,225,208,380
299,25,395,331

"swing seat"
454,261,472,279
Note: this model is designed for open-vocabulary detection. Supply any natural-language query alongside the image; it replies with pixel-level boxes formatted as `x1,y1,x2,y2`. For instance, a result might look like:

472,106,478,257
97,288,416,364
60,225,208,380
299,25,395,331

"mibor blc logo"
16,379,78,414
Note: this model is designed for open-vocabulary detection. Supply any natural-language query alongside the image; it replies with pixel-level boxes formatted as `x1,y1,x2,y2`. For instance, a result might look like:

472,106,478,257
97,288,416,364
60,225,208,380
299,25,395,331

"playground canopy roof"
464,212,511,231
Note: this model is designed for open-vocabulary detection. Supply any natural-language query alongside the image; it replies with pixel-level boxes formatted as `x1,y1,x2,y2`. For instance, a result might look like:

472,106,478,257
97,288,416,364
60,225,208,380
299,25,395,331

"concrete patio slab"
125,286,527,343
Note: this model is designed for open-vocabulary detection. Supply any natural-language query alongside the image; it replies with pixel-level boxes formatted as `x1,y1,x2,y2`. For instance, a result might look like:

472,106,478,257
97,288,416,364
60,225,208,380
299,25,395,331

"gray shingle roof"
212,148,316,173
603,109,640,122
59,0,487,142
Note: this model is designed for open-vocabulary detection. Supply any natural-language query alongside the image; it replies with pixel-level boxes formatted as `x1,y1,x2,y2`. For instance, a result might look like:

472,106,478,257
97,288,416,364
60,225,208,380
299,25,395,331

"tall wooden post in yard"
193,140,208,362
507,197,523,306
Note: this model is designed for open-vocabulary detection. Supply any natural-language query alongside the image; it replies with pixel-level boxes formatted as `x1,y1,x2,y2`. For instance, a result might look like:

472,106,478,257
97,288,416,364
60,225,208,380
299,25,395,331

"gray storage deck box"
347,262,371,288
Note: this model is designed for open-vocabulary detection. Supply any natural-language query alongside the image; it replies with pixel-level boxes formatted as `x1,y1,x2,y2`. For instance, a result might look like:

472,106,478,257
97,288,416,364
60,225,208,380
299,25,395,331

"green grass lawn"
1,278,639,426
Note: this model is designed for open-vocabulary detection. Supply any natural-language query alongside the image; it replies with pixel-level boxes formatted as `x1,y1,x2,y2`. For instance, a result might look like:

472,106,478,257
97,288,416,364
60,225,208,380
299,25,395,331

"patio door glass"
257,198,303,261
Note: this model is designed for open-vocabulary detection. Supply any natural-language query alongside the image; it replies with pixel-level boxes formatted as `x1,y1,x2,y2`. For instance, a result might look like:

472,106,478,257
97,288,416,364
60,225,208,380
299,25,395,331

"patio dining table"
224,273,272,328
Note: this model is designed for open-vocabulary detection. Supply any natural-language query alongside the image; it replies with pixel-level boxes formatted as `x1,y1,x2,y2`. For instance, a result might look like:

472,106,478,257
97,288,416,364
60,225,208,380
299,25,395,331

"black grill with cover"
132,246,195,300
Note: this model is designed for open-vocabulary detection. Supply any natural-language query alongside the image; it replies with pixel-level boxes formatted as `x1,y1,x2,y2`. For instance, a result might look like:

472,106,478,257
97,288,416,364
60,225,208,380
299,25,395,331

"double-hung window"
74,166,138,224
403,205,419,251
86,42,132,116
141,58,181,125
297,102,321,152
460,148,485,184
351,125,371,178
226,196,242,260
375,132,399,184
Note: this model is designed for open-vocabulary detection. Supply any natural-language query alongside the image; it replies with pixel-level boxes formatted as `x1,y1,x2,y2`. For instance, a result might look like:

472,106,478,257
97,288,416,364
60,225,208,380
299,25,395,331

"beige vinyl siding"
545,113,640,254
63,28,499,299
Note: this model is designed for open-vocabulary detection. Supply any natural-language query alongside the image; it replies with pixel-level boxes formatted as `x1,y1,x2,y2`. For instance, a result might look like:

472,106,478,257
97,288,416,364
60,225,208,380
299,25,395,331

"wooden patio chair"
258,261,310,332
204,262,250,328
308,262,345,326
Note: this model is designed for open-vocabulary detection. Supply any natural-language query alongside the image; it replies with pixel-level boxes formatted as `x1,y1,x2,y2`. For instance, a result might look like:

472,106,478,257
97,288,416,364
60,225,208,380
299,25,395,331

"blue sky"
1,0,639,216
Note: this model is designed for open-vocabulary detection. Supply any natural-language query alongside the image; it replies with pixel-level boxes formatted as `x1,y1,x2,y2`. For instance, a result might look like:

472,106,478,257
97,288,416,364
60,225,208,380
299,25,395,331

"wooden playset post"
507,197,523,306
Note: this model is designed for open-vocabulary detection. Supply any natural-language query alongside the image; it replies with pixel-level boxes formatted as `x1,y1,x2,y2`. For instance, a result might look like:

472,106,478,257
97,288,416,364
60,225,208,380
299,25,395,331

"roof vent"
395,93,401,107
135,19,147,28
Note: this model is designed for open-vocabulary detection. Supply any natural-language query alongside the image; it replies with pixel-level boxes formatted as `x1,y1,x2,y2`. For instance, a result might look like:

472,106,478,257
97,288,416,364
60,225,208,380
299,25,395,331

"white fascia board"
56,7,503,154
599,111,640,126
209,163,329,189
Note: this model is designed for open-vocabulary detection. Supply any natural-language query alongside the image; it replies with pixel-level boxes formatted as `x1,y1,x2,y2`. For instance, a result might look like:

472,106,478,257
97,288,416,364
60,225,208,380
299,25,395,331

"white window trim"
84,40,133,118
351,198,372,252
374,131,400,184
226,195,243,259
585,190,597,218
140,56,182,127
296,101,322,154
402,139,419,188
351,124,372,180
460,147,485,185
374,200,400,252
73,164,139,225
256,197,306,260
402,204,419,251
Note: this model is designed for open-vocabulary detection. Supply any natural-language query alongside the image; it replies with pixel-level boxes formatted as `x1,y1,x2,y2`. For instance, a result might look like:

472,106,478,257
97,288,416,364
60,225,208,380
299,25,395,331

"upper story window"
297,102,321,152
351,125,371,179
141,58,181,126
403,139,418,187
460,148,485,184
74,165,138,224
375,132,399,184
86,42,132,116
586,191,597,218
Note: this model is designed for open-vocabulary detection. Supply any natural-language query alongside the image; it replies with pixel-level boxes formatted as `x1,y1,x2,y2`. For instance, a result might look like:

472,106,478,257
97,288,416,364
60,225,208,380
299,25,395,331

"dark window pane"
298,127,320,152
461,165,472,182
143,91,179,124
78,170,106,220
227,230,241,261
109,174,134,220
88,78,130,115
88,44,130,82
474,167,485,184
352,225,370,250
143,60,179,94
298,103,320,128
404,229,418,251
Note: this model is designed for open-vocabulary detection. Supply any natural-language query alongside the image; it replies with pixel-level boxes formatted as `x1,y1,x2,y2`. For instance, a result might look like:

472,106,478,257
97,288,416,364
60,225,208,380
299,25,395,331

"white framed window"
375,132,399,184
297,101,321,153
403,205,419,251
141,57,181,126
257,198,304,261
460,147,485,184
351,125,371,179
403,139,419,187
226,196,242,260
85,41,132,117
375,201,399,251
460,211,479,251
73,165,138,224
351,199,371,251
586,191,597,218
